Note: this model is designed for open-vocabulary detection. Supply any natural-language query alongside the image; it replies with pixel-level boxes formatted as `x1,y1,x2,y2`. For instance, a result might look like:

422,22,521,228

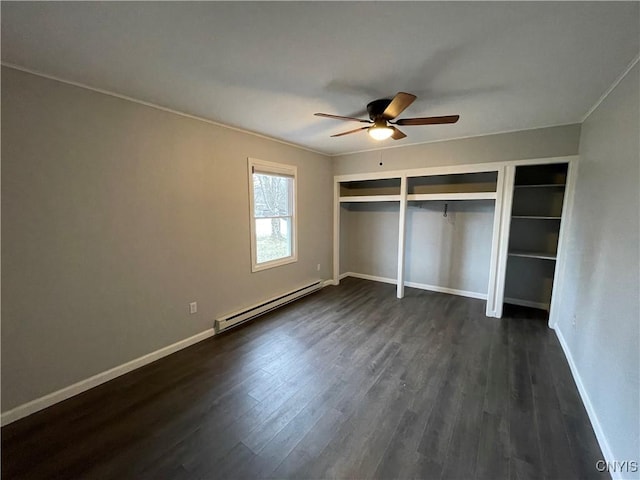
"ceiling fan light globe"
368,126,393,140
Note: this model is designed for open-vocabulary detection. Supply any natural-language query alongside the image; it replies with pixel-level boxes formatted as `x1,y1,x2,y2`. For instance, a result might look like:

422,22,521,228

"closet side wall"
341,203,400,280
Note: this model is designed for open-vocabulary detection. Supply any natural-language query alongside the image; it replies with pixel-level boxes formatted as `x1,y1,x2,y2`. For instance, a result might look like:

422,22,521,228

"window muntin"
248,159,297,271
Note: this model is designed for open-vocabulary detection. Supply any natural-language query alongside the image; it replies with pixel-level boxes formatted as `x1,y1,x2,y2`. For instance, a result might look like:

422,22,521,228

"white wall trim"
334,155,578,183
396,177,409,298
341,272,487,300
333,181,341,285
553,326,618,480
1,328,215,426
405,281,487,300
1,63,326,157
548,159,580,328
486,165,509,318
345,272,397,285
322,279,337,287
581,53,640,123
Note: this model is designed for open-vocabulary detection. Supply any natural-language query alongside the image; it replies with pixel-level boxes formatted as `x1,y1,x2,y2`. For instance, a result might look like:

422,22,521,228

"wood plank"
508,315,544,479
476,411,510,480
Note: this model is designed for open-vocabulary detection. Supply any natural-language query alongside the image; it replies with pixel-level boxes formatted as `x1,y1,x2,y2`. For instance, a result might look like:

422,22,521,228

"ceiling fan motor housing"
367,99,392,121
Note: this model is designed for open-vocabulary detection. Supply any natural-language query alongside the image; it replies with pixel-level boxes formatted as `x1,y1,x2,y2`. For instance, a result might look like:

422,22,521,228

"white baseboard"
345,271,396,285
322,279,337,287
554,326,616,480
405,280,487,300
341,272,487,300
1,328,215,426
504,296,549,311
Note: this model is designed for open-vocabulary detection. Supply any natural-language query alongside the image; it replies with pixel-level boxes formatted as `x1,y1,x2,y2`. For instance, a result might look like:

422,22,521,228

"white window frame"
248,157,298,272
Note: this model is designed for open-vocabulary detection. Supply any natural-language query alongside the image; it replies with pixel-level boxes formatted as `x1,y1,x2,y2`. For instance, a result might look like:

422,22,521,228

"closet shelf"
339,195,401,203
407,192,496,201
508,250,557,261
514,183,565,189
511,215,562,220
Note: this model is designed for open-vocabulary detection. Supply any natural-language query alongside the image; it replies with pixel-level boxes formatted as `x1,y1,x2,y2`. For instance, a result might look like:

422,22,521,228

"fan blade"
330,126,369,137
391,127,406,140
315,113,370,123
382,92,417,120
395,115,460,126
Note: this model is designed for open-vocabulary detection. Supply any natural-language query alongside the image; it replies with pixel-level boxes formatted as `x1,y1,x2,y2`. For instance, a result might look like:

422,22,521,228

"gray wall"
340,203,400,280
333,124,581,175
336,124,580,296
554,64,639,469
405,200,494,294
1,67,333,411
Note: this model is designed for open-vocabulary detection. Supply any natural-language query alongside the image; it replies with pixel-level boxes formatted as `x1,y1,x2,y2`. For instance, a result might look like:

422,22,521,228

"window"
248,158,297,272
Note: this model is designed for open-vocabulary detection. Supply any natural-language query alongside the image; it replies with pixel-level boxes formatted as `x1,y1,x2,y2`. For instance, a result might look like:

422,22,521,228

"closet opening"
503,163,569,315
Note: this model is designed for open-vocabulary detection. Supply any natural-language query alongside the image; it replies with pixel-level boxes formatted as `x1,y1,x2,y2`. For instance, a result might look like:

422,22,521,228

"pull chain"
443,203,448,218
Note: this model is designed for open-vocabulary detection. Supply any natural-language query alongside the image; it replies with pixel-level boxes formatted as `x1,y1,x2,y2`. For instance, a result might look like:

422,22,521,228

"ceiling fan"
315,92,459,141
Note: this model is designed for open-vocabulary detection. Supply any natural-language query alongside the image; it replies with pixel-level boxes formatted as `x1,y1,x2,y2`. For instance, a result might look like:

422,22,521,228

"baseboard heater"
215,280,322,332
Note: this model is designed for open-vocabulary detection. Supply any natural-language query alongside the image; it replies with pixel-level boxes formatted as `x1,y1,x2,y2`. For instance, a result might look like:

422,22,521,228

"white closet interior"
332,156,577,320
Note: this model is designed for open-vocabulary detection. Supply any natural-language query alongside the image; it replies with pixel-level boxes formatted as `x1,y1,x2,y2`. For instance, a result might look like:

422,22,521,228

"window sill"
251,255,298,272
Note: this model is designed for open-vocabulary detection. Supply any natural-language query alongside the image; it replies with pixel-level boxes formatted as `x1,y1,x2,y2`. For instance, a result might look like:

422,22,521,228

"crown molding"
581,53,640,123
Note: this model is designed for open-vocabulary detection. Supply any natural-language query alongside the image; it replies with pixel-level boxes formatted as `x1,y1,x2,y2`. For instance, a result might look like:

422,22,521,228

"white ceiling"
2,2,639,155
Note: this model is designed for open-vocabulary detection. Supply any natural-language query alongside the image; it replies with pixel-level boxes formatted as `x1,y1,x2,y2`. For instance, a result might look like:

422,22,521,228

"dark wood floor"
3,278,605,479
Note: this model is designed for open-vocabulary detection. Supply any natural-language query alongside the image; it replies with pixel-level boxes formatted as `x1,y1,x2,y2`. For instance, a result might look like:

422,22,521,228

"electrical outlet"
189,302,197,314
317,264,321,271
572,314,576,327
